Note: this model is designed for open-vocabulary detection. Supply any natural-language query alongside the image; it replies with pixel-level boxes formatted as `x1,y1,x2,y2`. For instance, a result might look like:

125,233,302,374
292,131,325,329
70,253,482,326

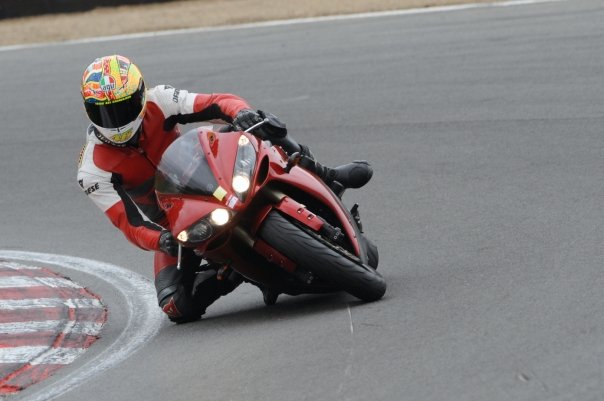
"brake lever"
243,118,270,133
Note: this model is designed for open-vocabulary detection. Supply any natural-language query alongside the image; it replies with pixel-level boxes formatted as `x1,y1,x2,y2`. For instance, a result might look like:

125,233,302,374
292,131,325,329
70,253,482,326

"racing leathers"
77,85,250,322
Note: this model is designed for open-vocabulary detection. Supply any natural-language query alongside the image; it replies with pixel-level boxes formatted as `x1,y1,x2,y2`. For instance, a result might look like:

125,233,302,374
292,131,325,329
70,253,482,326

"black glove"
158,230,178,257
233,109,264,132
233,109,287,139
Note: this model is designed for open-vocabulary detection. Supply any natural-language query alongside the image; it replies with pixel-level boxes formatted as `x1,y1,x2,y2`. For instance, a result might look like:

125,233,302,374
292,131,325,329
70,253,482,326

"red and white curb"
0,251,164,401
0,261,107,395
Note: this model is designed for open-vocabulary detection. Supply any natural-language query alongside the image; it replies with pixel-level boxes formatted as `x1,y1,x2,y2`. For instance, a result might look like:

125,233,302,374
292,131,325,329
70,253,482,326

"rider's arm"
104,199,163,251
147,85,251,130
77,144,162,252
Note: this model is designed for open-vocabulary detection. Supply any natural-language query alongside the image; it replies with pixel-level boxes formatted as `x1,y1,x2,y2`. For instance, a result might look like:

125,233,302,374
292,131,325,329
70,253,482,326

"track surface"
2,0,604,400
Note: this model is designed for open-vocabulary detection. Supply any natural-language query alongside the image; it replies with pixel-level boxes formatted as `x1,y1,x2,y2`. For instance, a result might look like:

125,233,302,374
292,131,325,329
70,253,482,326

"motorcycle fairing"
156,126,367,263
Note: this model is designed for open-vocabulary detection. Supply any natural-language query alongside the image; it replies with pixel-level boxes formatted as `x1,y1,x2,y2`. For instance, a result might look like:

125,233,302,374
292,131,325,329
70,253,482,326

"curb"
0,261,107,395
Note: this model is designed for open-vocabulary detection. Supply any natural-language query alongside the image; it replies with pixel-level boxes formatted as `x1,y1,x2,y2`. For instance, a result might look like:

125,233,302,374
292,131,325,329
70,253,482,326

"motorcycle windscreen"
155,130,218,196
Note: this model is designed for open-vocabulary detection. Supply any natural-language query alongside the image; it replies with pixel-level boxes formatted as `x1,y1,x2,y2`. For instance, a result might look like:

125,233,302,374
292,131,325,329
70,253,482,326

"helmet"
81,55,146,146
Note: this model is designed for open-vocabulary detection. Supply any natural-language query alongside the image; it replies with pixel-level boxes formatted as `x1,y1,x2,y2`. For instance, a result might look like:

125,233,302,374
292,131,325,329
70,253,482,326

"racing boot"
295,144,373,197
273,137,373,195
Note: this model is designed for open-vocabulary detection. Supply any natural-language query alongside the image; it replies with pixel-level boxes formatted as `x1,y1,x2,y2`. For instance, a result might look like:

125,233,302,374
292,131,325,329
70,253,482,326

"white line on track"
0,276,83,289
347,304,354,335
0,251,164,401
0,320,104,336
0,262,41,269
0,0,567,52
0,347,88,365
0,298,103,310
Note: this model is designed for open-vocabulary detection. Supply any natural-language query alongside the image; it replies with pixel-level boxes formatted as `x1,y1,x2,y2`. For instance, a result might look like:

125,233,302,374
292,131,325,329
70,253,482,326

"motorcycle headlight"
232,174,250,193
233,135,256,201
210,208,230,226
177,209,232,244
177,218,213,244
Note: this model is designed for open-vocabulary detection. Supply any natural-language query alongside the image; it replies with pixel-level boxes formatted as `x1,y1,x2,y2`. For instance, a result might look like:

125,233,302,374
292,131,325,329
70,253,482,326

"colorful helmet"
81,55,146,146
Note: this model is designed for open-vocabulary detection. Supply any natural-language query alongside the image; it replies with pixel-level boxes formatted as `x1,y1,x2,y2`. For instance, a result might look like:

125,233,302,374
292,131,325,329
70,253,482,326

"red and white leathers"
77,85,250,320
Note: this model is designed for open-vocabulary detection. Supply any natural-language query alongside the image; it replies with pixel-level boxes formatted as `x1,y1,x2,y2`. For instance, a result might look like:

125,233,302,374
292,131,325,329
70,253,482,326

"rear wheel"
259,211,386,302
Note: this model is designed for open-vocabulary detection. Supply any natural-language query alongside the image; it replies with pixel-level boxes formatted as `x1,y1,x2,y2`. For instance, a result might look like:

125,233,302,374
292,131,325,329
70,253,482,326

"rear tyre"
259,211,386,302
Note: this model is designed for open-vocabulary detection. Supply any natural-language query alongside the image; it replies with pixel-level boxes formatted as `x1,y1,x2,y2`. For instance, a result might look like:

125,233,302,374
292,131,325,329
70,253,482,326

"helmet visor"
85,83,146,129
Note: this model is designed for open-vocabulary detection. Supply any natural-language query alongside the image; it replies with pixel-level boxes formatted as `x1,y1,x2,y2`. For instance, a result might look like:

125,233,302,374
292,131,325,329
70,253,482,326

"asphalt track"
1,0,604,400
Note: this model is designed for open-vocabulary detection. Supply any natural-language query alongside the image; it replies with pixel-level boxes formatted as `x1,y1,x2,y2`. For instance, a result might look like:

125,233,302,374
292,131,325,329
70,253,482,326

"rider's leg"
191,265,243,313
270,135,373,191
154,252,201,323
154,251,242,323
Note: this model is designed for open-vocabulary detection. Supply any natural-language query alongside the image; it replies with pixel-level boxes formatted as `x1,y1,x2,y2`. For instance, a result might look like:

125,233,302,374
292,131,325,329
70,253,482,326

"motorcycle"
154,117,386,304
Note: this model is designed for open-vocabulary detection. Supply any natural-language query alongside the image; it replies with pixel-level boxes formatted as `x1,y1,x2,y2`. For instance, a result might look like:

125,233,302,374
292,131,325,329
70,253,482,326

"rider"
77,54,373,323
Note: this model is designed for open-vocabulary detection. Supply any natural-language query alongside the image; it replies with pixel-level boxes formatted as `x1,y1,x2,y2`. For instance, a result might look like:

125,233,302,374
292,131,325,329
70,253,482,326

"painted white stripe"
0,276,82,289
0,251,164,401
0,320,103,335
0,298,103,310
347,304,354,335
0,261,41,270
0,0,567,52
30,346,86,366
0,346,87,365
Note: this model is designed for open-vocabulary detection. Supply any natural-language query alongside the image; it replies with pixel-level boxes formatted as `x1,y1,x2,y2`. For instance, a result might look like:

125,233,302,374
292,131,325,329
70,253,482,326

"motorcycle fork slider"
176,243,183,270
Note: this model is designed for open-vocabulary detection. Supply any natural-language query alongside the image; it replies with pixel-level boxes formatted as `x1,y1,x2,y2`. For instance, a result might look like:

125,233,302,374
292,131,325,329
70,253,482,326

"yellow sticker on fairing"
213,186,227,201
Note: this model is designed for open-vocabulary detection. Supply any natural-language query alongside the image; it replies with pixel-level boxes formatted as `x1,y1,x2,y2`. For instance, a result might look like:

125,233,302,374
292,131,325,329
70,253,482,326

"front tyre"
259,211,386,302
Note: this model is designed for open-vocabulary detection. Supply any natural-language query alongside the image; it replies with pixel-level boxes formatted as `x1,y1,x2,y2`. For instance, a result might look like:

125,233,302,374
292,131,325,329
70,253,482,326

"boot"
313,160,373,190
295,144,373,194
276,139,373,194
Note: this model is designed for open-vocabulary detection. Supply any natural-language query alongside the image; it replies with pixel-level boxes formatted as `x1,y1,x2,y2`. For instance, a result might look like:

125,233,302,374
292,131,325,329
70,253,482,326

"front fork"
176,243,183,270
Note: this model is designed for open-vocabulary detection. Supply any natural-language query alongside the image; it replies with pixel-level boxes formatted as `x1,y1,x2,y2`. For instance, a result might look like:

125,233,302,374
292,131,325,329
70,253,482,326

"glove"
158,230,178,257
233,109,264,132
233,109,287,139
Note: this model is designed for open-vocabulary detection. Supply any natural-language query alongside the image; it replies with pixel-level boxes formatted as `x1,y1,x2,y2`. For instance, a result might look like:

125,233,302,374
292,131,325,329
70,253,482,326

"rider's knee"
155,265,202,323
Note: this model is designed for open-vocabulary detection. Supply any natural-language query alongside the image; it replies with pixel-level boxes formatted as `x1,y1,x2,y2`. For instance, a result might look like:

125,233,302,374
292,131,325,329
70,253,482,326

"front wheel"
259,211,386,302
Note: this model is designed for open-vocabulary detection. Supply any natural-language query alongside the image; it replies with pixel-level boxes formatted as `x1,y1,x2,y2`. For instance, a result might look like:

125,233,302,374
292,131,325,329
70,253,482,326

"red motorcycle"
155,118,386,304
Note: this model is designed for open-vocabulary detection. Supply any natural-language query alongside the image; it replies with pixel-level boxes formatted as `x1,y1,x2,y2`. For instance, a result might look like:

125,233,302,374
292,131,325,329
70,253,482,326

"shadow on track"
161,291,377,333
